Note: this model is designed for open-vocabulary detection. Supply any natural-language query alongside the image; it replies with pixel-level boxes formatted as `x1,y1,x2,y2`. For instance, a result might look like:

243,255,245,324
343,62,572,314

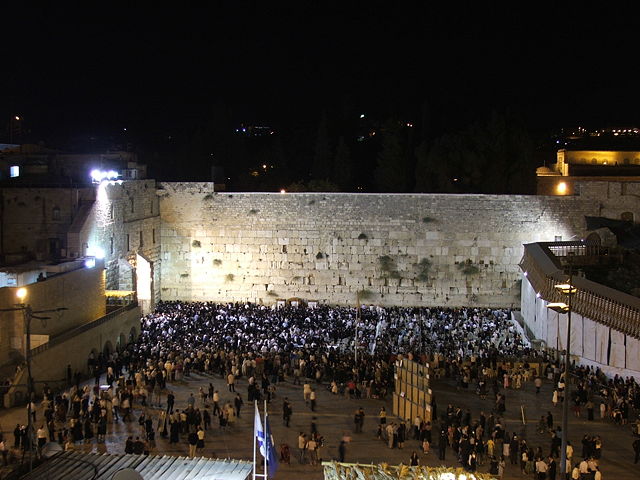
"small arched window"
52,206,61,221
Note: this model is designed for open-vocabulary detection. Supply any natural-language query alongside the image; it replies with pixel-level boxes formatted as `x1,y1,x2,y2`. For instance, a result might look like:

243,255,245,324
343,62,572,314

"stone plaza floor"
1,369,639,480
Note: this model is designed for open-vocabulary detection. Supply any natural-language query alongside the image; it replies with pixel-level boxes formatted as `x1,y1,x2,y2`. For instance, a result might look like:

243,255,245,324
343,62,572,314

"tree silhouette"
311,111,333,181
332,136,352,190
374,118,409,192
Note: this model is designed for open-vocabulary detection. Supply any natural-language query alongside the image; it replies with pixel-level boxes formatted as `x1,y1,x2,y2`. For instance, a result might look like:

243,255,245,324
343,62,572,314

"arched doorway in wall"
585,232,602,246
129,326,138,343
116,332,127,352
136,253,153,315
103,340,114,358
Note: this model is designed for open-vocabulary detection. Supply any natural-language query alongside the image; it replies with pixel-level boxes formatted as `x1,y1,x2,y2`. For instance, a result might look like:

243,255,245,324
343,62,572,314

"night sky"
1,5,639,183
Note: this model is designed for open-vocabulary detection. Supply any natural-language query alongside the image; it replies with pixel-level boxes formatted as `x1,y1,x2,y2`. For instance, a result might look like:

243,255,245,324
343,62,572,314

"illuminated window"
10,166,19,177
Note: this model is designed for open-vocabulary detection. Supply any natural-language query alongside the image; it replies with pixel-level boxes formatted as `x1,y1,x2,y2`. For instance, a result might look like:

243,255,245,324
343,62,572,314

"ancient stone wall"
84,180,162,303
158,185,601,307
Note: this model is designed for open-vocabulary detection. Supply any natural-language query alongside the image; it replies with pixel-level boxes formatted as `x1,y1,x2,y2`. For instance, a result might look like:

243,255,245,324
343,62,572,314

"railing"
520,242,640,339
31,301,139,356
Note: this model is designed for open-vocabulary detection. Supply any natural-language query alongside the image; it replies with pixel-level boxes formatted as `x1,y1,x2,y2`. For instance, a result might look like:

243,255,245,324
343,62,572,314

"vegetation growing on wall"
415,258,432,281
457,259,480,275
376,255,399,279
357,289,374,300
225,273,235,282
192,240,201,248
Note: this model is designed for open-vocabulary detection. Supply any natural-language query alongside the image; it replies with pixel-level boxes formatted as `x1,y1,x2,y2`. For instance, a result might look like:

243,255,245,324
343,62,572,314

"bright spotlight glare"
87,246,105,259
91,169,120,184
84,258,96,269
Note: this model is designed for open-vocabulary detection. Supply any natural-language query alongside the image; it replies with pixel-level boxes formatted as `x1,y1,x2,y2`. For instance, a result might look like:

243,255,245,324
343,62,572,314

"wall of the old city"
79,180,162,306
0,187,95,259
0,264,105,365
158,184,601,307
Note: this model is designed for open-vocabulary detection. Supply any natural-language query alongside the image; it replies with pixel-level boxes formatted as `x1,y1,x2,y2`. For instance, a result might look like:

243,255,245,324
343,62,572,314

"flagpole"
263,398,268,480
253,400,258,480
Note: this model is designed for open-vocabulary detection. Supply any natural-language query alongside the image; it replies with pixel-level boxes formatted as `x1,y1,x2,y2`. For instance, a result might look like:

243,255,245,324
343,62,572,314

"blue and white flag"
254,404,278,478
254,404,266,457
264,412,278,478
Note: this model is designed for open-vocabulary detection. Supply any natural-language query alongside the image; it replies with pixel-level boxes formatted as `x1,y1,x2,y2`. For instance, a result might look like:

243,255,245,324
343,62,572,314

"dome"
536,166,559,176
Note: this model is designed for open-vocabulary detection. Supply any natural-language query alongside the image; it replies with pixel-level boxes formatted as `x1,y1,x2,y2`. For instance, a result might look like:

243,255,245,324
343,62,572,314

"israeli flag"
254,405,266,457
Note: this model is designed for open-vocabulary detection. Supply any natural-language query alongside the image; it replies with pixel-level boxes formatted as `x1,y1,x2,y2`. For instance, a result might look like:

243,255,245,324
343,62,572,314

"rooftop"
21,452,253,480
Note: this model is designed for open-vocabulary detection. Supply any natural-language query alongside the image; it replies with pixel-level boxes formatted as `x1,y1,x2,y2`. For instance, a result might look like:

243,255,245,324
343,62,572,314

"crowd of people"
0,300,637,478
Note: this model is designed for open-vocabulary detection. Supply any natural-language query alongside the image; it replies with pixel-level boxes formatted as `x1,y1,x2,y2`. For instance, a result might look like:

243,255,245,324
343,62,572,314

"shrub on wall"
457,259,480,275
415,258,432,281
225,273,235,282
192,240,201,248
357,289,374,300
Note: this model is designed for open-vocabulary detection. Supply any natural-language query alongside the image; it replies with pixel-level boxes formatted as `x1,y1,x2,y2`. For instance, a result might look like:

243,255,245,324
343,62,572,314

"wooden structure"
393,356,432,423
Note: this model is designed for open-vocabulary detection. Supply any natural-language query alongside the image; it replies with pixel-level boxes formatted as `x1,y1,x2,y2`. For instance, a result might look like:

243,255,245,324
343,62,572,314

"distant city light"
280,189,286,194
10,166,20,178
14,116,20,121
406,123,413,127
360,114,365,118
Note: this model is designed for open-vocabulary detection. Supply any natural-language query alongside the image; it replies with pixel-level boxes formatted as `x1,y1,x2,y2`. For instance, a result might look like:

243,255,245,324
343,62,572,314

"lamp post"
1,287,66,472
547,265,576,478
354,291,361,374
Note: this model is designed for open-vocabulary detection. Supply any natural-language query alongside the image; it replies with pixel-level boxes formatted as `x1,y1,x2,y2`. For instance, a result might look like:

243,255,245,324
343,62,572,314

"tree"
374,118,410,192
414,111,535,194
332,136,352,190
311,111,332,181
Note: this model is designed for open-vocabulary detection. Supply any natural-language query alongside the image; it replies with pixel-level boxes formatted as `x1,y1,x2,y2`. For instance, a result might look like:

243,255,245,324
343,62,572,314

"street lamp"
547,272,576,477
354,291,361,372
0,288,67,472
